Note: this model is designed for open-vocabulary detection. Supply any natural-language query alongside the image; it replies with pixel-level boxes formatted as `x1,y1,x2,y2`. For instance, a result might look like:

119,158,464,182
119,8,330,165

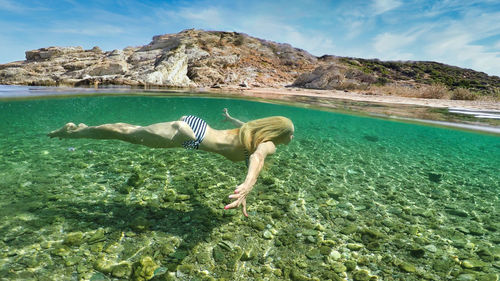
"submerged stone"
306,248,321,260
345,260,357,271
112,261,132,278
63,232,84,246
428,173,442,183
462,259,488,270
353,269,370,281
331,262,346,273
263,230,274,239
132,256,159,281
347,243,363,251
457,274,476,281
399,262,416,273
87,228,106,244
129,217,150,232
410,248,425,258
89,272,108,281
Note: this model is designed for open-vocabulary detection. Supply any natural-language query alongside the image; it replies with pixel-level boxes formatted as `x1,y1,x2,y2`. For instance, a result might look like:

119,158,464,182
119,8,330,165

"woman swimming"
48,108,294,216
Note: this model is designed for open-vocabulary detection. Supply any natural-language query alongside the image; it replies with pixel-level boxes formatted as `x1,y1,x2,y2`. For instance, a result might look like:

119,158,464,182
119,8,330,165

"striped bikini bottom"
181,115,208,149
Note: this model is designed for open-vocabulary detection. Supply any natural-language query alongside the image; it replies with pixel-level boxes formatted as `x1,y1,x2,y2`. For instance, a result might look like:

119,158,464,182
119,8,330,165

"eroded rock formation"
0,29,317,88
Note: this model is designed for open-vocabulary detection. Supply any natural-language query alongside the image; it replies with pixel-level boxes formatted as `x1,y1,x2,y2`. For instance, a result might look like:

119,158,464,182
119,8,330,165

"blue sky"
1,0,500,76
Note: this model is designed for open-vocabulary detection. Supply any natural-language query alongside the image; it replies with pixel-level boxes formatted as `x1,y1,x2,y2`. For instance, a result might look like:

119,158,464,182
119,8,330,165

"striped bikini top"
182,115,208,150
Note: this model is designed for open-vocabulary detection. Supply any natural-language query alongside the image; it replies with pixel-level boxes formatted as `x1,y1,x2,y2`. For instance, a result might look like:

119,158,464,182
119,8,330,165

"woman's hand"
224,182,254,217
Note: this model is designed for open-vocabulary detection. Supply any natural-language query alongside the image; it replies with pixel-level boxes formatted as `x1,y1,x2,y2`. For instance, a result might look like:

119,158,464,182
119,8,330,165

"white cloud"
372,0,402,15
235,16,336,56
373,32,417,54
177,7,223,27
422,11,500,75
50,24,126,36
0,0,49,13
0,0,27,12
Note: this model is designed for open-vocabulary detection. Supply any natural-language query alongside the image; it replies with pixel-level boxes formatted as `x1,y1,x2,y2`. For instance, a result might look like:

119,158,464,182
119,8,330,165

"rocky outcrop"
0,29,317,88
292,60,377,90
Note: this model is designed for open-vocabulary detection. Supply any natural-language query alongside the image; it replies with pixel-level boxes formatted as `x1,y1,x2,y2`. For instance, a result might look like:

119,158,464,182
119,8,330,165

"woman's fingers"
242,199,248,217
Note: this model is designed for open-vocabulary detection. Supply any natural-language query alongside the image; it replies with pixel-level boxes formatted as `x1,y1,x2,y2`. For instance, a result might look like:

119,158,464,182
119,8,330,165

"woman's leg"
48,121,196,148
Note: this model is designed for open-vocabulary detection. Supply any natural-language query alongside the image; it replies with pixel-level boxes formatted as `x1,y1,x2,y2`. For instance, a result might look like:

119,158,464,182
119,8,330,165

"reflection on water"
0,96,499,280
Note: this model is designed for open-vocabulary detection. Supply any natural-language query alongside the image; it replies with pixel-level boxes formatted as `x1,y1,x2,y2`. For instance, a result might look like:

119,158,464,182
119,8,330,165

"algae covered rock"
353,269,370,281
63,231,84,246
399,261,416,273
129,217,151,232
212,241,243,271
87,228,107,244
133,256,159,281
112,261,132,278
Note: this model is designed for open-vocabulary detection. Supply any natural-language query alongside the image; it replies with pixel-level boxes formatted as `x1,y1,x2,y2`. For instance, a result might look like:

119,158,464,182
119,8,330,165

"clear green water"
0,96,499,280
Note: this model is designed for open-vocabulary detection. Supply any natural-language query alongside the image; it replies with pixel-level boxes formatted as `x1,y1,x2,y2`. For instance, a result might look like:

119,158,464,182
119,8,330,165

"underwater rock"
347,243,364,251
399,261,416,273
89,272,108,281
446,208,469,217
240,247,256,261
462,259,488,270
212,242,243,271
424,244,437,253
319,245,331,256
306,248,321,260
478,273,499,281
428,173,442,183
290,269,314,281
477,247,494,262
94,255,114,273
117,185,133,194
195,250,212,264
132,256,159,281
352,269,370,281
345,260,357,271
263,230,274,239
63,231,84,246
363,135,379,142
330,250,341,260
456,274,476,281
410,247,425,258
64,255,81,266
87,228,107,244
127,172,144,187
331,262,346,273
50,245,71,257
129,217,151,232
112,261,132,278
251,221,266,231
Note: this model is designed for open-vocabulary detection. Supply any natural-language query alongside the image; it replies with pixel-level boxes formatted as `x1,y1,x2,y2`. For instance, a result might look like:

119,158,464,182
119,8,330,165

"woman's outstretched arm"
224,141,276,216
222,108,244,127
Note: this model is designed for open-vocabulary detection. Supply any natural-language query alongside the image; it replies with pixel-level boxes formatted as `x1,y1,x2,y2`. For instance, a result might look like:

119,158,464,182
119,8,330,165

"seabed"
0,93,499,280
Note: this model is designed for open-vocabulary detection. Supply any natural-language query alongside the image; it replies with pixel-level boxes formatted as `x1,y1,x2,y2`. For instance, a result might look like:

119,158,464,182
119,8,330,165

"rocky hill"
0,29,499,100
0,29,316,88
293,56,500,99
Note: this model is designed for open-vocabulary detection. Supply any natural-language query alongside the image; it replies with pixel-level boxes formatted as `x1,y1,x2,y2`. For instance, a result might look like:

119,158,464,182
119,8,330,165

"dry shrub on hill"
370,83,451,99
450,88,478,100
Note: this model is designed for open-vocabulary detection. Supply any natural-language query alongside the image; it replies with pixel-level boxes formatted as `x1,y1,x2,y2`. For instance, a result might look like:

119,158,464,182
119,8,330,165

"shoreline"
1,84,499,134
212,86,500,111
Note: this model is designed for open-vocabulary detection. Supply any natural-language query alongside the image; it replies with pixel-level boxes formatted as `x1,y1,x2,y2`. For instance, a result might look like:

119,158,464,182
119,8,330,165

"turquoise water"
0,96,499,280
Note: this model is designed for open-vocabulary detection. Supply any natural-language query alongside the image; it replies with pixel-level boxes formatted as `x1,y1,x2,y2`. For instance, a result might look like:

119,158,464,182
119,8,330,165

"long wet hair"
238,116,294,153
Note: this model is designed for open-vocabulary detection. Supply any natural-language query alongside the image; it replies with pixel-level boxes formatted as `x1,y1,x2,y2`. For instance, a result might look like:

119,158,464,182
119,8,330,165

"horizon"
1,0,499,77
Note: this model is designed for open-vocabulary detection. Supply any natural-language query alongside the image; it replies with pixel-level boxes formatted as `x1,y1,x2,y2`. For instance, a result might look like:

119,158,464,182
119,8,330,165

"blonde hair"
238,116,294,153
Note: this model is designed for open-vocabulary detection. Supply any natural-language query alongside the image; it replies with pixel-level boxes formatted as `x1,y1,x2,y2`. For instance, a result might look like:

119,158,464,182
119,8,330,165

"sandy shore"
215,87,500,111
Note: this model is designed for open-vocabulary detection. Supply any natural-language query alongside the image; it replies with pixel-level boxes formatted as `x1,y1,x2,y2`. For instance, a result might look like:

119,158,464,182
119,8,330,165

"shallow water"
0,95,499,280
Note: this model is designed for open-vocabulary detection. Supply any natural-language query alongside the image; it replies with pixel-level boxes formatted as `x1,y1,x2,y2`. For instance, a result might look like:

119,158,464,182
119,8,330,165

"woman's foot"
48,123,87,139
